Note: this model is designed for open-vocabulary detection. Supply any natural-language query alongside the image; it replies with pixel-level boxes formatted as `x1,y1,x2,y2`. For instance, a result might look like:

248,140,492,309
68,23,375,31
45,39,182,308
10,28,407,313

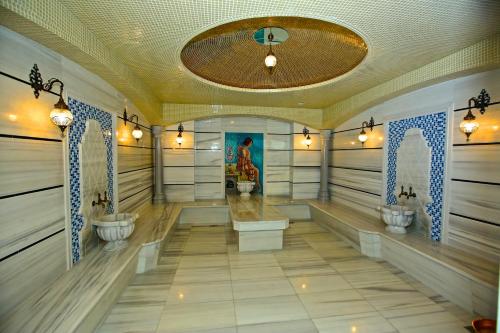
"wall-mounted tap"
398,185,408,198
92,191,110,208
406,186,416,199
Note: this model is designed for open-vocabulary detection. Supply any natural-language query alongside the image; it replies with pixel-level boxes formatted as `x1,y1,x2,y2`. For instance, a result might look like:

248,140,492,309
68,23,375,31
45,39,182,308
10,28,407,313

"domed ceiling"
180,17,367,89
2,0,499,124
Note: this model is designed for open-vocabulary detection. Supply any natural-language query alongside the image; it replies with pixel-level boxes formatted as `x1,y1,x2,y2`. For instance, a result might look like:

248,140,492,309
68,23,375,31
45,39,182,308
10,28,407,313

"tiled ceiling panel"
57,0,500,108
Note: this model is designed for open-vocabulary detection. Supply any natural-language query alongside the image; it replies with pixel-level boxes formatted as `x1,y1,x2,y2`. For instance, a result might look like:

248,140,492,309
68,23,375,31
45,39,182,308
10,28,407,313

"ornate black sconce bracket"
361,116,375,132
29,64,64,98
470,89,491,115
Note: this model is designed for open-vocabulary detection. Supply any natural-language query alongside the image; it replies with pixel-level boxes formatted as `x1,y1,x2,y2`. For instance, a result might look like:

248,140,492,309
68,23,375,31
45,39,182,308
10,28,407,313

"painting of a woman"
236,137,260,191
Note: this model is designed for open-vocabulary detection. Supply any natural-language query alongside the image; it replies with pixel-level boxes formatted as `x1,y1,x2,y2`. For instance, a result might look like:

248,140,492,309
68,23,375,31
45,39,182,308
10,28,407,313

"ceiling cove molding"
0,0,162,124
323,35,500,129
162,103,323,129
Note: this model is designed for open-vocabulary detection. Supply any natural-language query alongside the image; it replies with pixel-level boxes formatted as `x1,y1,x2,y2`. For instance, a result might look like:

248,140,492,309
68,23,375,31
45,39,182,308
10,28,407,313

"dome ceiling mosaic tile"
180,17,367,89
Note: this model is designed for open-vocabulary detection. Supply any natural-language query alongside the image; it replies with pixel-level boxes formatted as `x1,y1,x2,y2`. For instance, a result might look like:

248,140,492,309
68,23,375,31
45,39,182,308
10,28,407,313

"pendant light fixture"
29,64,73,137
264,30,277,74
459,89,490,141
358,117,375,146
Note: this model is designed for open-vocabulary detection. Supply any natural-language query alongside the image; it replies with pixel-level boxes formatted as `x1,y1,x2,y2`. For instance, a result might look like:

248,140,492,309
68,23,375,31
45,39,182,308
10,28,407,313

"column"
152,125,166,203
318,129,331,202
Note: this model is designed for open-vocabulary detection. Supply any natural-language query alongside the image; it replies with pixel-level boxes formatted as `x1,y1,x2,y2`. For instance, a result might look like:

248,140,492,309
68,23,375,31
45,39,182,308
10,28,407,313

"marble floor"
97,221,475,333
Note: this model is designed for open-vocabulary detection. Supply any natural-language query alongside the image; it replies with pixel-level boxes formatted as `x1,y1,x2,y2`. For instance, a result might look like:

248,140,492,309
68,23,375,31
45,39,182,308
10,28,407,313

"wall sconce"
358,116,375,145
302,127,312,149
29,64,73,136
460,89,490,141
122,104,143,143
176,123,184,146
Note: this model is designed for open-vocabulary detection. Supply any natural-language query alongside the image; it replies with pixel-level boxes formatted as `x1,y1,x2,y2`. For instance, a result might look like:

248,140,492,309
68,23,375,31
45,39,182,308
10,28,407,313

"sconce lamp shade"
176,133,183,146
358,128,368,144
131,124,143,142
304,134,312,148
460,110,479,141
49,95,73,135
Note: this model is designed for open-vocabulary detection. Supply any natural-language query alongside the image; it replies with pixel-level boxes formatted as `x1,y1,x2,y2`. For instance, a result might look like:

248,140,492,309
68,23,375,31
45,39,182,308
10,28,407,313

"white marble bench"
307,199,499,318
227,194,289,251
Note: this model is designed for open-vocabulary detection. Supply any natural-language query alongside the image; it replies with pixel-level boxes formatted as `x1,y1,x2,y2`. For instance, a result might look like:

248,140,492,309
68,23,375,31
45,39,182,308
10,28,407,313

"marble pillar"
152,125,166,203
318,129,331,202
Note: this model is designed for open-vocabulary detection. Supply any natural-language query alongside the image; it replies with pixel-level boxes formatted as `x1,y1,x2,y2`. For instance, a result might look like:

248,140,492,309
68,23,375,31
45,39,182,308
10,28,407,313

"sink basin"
380,205,415,234
92,213,138,251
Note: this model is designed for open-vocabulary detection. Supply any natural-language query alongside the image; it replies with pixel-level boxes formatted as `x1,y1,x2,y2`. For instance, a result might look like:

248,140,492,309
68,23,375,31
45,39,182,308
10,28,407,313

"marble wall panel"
119,187,152,213
195,118,222,132
452,104,500,145
266,166,290,182
267,119,291,134
163,131,194,149
330,149,383,171
164,166,195,185
117,146,152,173
266,182,291,196
195,132,222,150
450,181,500,225
0,188,65,259
195,183,224,200
164,185,195,202
293,150,321,166
116,122,152,148
451,145,500,183
118,168,153,202
0,231,66,318
329,167,382,195
332,126,384,150
0,75,62,140
292,167,320,183
163,149,194,167
293,133,321,150
266,150,291,166
195,166,223,183
265,134,291,150
292,183,320,199
195,149,223,166
448,214,500,261
329,184,381,218
0,137,63,196
222,117,266,133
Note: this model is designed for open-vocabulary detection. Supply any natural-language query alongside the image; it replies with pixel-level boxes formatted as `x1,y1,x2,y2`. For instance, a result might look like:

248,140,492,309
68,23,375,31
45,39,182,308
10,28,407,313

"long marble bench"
0,200,227,333
227,194,289,251
307,199,499,318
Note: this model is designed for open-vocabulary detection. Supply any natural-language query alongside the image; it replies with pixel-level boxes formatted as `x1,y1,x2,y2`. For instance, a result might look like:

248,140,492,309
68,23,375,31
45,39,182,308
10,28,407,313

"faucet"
398,185,408,198
92,191,110,208
406,186,416,199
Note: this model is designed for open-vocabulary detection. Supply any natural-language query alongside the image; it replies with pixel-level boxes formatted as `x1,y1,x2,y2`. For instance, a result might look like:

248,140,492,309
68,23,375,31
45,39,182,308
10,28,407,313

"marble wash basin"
92,213,138,251
380,205,415,234
237,181,255,198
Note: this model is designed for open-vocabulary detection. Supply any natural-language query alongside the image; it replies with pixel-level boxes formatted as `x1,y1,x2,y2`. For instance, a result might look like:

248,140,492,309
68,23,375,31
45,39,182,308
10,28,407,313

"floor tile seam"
324,256,401,332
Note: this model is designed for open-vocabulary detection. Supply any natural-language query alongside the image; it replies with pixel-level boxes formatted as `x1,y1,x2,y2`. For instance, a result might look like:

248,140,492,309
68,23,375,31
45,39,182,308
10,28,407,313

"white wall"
0,27,153,318
329,69,500,260
162,117,321,201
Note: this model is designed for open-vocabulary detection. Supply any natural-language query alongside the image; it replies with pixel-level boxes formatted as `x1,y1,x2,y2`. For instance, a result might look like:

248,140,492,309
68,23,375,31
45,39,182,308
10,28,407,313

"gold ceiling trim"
181,16,367,90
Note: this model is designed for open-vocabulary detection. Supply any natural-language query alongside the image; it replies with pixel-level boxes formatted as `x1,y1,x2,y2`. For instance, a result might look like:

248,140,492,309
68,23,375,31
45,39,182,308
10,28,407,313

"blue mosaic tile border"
386,112,447,241
68,97,114,263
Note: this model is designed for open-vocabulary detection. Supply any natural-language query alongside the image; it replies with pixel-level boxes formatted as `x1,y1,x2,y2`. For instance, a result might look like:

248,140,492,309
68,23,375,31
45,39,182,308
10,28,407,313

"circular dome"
180,16,367,90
